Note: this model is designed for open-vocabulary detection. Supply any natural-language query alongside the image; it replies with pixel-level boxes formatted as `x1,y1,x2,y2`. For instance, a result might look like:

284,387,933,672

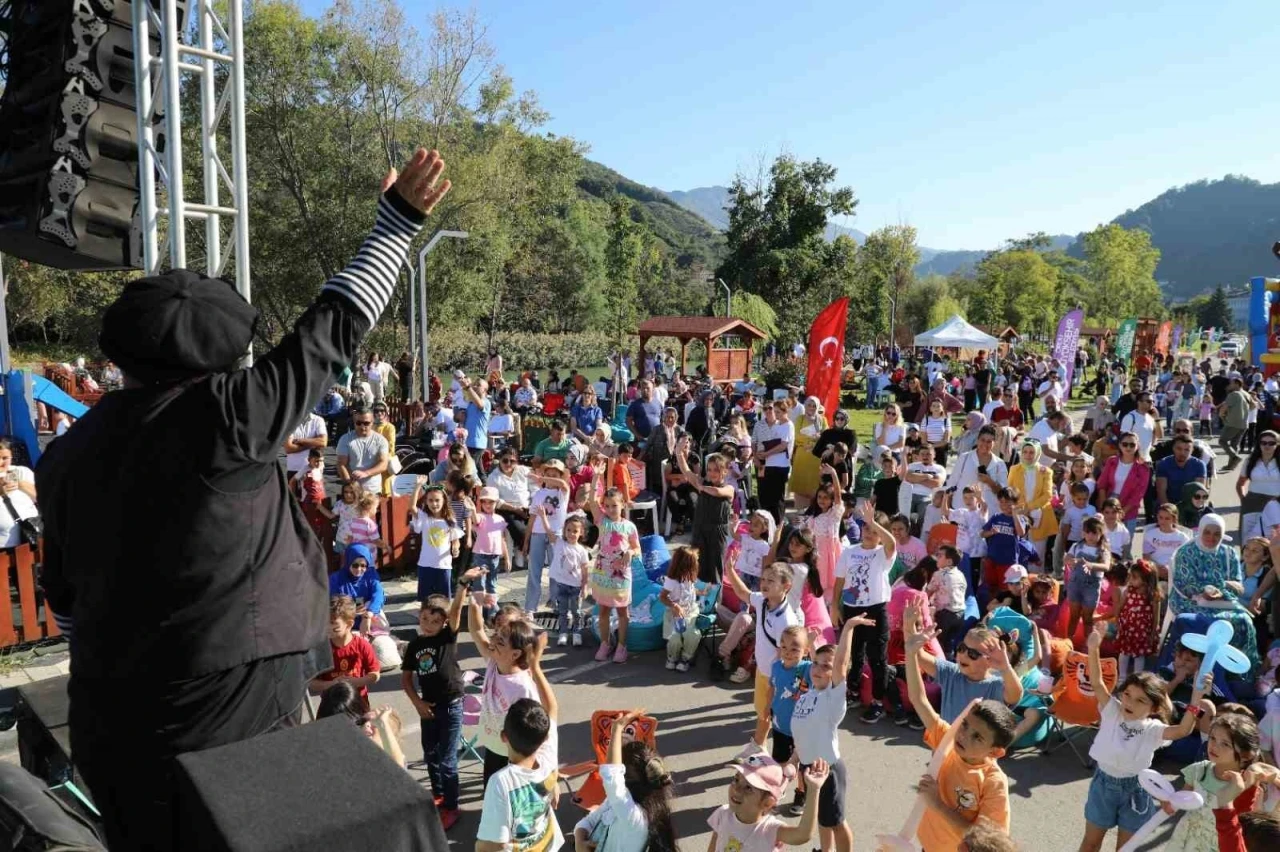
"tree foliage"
1198,285,1233,331
717,155,858,343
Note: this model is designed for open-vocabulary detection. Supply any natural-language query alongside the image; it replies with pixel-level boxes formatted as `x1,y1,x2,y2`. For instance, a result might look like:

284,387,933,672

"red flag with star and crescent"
804,297,849,420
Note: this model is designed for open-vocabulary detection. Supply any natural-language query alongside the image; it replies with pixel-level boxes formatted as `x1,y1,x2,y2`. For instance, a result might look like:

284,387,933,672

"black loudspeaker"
13,675,89,798
174,717,447,852
0,0,187,270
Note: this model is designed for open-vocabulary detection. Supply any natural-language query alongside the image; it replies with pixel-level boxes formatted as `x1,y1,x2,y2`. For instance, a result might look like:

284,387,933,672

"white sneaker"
729,666,752,684
557,633,569,647
665,658,677,671
675,660,690,672
571,633,583,647
734,741,763,760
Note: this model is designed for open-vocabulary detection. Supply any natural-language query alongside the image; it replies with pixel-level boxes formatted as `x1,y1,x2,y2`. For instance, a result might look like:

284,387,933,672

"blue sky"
302,0,1279,249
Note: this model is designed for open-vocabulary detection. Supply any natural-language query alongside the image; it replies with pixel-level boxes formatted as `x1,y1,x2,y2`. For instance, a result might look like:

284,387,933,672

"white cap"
453,369,465,379
1004,565,1028,584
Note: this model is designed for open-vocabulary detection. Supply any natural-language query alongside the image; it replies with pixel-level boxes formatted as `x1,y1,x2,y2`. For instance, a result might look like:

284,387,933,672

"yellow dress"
788,414,827,499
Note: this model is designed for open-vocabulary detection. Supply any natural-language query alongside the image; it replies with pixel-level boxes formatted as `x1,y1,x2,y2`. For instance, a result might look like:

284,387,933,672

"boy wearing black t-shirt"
401,568,475,830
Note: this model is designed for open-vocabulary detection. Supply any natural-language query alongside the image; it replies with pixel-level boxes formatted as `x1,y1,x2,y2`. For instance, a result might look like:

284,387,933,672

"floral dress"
1170,542,1260,674
590,517,640,608
1115,590,1156,656
1165,761,1259,852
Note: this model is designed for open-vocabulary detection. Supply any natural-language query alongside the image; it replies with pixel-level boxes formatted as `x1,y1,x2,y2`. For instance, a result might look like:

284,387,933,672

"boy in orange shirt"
903,601,1015,852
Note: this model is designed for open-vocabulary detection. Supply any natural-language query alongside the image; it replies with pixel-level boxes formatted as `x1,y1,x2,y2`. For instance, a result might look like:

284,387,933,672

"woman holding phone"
0,439,38,549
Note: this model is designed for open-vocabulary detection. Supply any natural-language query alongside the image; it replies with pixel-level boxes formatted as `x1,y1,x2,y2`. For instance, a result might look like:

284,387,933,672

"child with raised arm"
573,709,678,852
467,589,541,786
725,556,801,758
401,585,470,829
789,616,873,852
526,460,572,613
1077,623,1212,852
585,468,642,663
706,756,830,852
476,632,562,852
911,618,1024,723
830,502,896,724
675,439,735,583
903,601,1015,850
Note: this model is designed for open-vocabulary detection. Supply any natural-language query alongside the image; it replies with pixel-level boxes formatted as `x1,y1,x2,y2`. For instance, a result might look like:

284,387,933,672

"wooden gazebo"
638,316,767,382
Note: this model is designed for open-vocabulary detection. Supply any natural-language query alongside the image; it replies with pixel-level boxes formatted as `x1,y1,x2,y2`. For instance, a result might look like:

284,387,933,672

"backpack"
0,765,105,850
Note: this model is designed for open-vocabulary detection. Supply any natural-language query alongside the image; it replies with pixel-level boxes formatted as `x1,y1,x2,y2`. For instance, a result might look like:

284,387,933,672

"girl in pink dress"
801,474,845,604
776,527,836,646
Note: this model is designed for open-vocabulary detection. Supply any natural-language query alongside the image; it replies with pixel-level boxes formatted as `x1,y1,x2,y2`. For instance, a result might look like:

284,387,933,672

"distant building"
1227,286,1250,332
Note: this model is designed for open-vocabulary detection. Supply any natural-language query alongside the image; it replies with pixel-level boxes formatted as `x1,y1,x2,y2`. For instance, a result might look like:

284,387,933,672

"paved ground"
0,424,1244,851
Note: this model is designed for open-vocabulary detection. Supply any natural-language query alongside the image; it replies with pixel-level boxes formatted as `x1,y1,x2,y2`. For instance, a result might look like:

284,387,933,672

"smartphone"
5,471,16,484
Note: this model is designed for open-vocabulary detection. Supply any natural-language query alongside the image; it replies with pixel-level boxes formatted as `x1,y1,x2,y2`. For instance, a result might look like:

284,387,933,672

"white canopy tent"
914,315,1000,351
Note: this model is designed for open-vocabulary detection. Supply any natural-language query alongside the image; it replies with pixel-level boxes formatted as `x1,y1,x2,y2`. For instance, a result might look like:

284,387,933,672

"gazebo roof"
637,316,767,341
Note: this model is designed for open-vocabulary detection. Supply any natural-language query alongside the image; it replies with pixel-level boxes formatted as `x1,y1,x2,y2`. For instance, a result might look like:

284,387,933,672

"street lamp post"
417,230,469,403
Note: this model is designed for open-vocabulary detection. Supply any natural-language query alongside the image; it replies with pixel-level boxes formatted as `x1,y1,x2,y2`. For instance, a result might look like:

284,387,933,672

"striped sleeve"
321,191,426,327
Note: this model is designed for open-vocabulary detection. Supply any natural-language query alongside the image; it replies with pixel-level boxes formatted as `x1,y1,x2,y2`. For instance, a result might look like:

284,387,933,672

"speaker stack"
0,0,188,270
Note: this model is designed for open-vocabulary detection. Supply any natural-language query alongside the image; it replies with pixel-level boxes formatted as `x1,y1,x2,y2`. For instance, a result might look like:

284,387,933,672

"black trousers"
70,653,305,851
843,602,889,704
760,466,790,524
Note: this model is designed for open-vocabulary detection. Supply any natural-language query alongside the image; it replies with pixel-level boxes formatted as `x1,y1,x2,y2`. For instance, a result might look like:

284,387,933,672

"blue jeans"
418,566,451,601
420,697,463,811
472,553,500,619
549,579,583,635
526,533,550,611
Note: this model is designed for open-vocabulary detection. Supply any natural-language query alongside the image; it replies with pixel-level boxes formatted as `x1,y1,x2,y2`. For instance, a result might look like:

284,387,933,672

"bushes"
425,329,639,373
758,356,805,391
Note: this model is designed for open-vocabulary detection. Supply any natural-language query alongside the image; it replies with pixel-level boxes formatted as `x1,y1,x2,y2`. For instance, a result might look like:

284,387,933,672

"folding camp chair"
686,580,723,668
559,710,659,811
1041,650,1118,767
457,669,485,766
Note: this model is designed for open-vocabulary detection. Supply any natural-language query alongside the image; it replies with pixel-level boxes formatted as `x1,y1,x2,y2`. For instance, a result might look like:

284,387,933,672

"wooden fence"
0,543,60,648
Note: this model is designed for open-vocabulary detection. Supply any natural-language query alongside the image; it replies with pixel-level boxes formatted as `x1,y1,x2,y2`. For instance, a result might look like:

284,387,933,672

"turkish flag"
805,297,849,421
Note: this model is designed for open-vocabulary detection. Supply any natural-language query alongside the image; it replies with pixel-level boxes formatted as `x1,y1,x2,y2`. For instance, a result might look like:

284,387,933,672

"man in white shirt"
1119,393,1162,461
792,341,806,359
904,444,945,535
981,391,1005,422
283,412,327,479
1029,410,1072,464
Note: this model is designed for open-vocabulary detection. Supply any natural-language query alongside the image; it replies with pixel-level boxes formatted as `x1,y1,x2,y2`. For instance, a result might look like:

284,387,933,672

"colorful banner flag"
1116,318,1138,363
1171,324,1183,354
805,297,850,421
1155,321,1173,356
1051,308,1084,392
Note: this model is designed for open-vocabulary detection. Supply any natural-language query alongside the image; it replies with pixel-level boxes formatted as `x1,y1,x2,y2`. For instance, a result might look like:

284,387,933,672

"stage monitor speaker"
0,0,188,270
13,675,91,798
174,716,447,852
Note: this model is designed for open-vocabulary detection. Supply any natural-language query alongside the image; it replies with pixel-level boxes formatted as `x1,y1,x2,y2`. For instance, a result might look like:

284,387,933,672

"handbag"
0,491,40,548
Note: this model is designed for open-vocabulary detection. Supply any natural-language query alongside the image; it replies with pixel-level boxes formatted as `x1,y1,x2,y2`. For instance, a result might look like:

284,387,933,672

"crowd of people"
272,334,1280,852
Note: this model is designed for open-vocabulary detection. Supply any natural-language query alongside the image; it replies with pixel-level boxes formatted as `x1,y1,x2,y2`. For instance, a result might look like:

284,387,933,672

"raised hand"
980,633,1012,669
1086,623,1105,651
803,758,830,788
384,148,451,215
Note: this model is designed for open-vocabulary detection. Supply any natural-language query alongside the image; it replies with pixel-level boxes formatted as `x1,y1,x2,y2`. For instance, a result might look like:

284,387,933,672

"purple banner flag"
1171,324,1183,355
1052,308,1085,392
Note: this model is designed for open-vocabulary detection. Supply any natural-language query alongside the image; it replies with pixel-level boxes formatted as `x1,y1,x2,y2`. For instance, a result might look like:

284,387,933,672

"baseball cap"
453,369,465,379
542,459,567,474
478,487,499,503
730,754,792,801
1004,565,1028,585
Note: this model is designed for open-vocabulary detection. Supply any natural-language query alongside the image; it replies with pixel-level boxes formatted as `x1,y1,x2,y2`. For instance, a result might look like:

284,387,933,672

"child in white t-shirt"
944,485,988,565
574,709,678,852
476,633,562,852
1077,626,1209,852
926,545,968,656
1100,497,1132,560
543,514,590,647
1142,503,1191,580
659,546,705,673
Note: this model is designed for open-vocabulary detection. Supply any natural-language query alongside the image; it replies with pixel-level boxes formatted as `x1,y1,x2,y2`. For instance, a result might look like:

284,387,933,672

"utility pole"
416,230,468,403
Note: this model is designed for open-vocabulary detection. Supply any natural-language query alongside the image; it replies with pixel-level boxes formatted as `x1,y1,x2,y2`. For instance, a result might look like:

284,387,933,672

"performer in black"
36,149,451,849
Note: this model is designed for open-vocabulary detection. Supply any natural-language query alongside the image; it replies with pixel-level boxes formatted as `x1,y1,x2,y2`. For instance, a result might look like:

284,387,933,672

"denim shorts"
1067,568,1101,609
1084,767,1152,833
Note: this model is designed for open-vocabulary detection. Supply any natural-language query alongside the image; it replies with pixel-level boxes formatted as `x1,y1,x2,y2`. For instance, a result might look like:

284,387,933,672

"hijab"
1178,481,1211,529
1195,512,1229,554
1019,439,1042,469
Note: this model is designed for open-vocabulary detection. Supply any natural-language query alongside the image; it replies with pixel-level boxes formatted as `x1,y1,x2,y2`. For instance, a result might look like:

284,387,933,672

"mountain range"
578,167,1280,301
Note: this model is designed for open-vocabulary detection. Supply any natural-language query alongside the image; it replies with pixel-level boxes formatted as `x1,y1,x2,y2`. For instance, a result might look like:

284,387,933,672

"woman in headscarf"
788,396,828,509
1169,514,1260,673
813,409,857,464
329,543,386,634
1006,439,1059,567
951,411,987,456
1177,481,1212,529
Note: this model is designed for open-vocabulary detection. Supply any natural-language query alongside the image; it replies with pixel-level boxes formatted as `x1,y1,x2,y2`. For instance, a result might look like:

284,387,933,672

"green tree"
1198,285,1233,331
901,275,964,333
1078,224,1163,325
604,197,643,345
852,225,920,342
730,292,780,341
717,155,857,341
